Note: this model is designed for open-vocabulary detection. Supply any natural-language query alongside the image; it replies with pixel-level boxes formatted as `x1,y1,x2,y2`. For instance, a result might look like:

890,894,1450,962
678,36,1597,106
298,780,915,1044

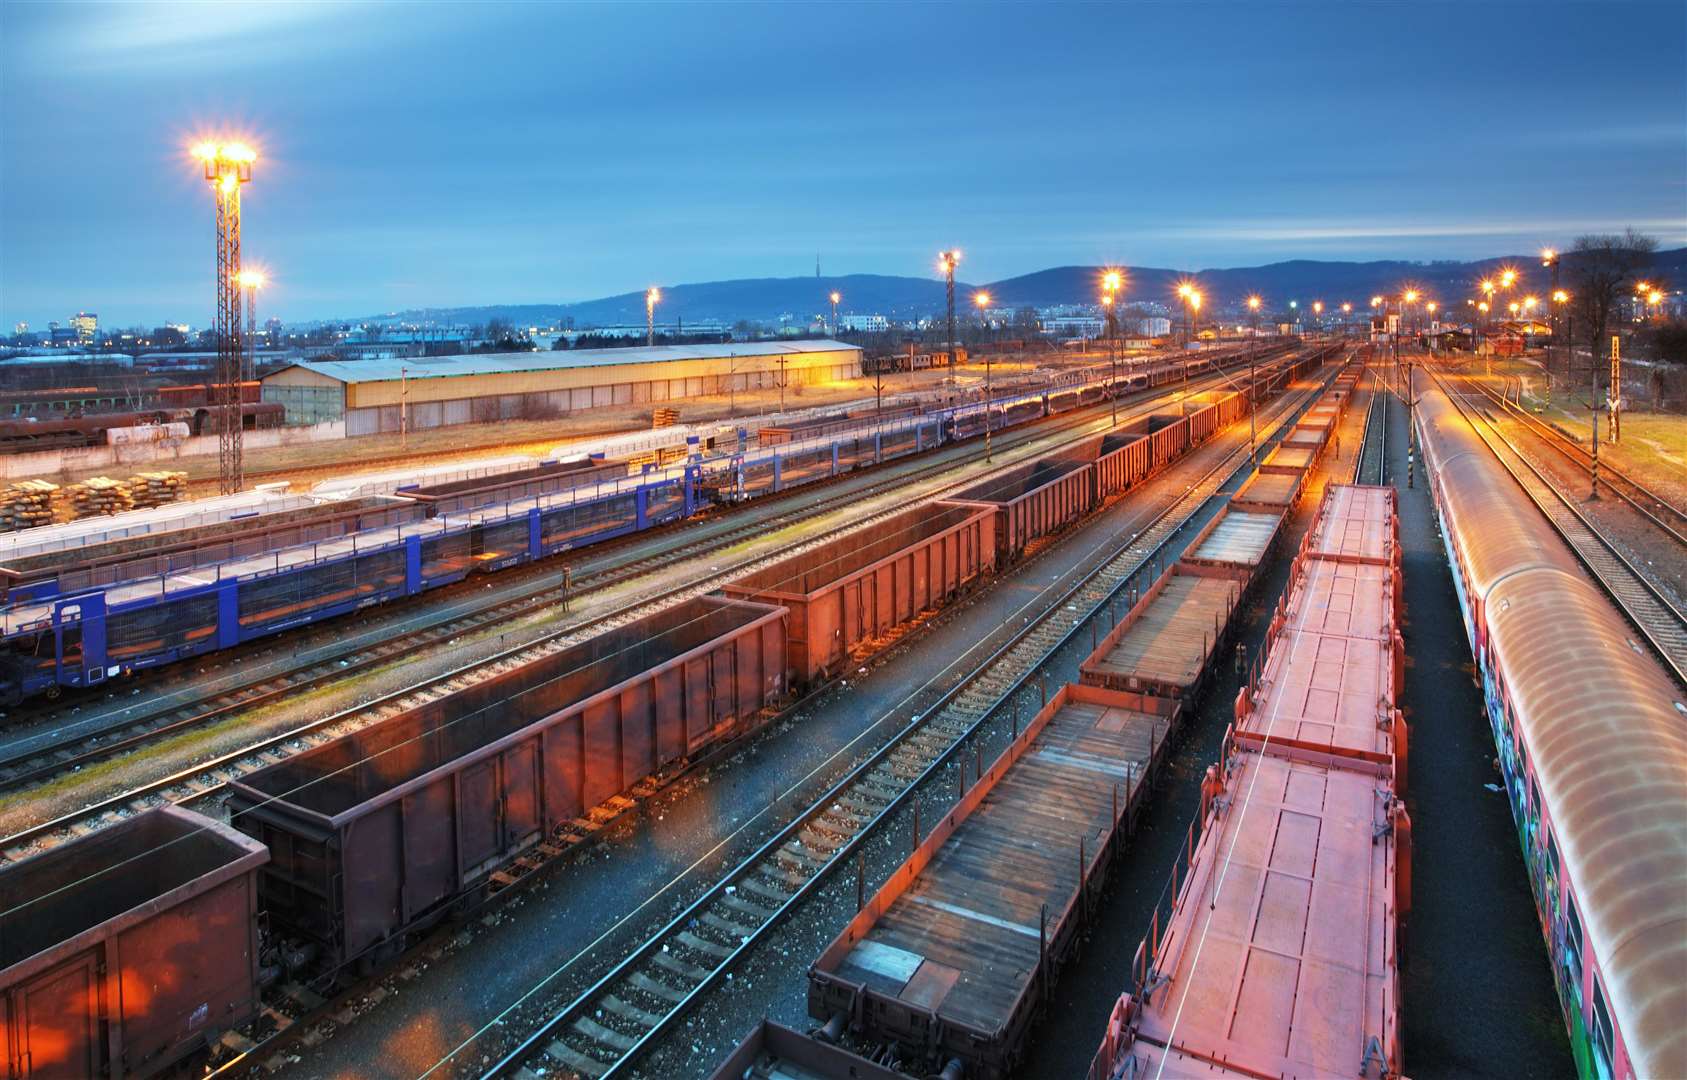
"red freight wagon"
721,502,994,688
0,806,267,1080
942,456,1094,563
1080,562,1243,701
226,595,787,972
1181,504,1285,577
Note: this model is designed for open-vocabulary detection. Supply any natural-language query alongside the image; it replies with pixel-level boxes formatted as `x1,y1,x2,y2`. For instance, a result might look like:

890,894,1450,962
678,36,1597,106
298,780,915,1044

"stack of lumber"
127,471,187,509
65,476,135,518
0,480,58,532
652,407,680,428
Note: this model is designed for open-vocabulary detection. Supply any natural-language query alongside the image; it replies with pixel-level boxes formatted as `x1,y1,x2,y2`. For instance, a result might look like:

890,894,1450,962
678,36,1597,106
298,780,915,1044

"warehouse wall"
340,355,861,436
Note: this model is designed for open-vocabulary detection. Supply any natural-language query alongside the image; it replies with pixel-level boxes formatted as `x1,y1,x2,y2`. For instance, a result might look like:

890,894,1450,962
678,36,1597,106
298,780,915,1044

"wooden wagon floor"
1190,510,1279,567
833,699,1167,1035
1089,575,1237,688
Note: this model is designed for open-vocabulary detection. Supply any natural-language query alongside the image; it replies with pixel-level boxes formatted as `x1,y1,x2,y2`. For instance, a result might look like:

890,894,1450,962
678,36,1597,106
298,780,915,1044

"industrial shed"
261,339,862,435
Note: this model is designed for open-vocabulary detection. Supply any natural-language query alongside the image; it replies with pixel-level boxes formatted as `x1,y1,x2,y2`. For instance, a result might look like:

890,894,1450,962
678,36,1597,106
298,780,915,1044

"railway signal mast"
194,141,255,495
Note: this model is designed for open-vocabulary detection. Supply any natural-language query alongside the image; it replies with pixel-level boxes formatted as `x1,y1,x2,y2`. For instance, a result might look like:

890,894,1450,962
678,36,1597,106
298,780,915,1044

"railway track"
1356,367,1388,485
0,355,1313,807
1460,373,1687,545
1428,366,1687,687
478,364,1346,1080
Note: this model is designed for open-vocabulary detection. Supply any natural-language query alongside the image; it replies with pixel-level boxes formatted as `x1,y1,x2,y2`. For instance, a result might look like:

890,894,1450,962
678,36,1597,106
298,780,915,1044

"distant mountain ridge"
355,249,1687,327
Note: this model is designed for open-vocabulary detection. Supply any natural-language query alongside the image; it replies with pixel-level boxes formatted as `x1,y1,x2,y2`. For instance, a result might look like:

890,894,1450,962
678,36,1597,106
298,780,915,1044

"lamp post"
938,250,960,403
975,290,994,461
645,287,660,347
1102,270,1123,425
1246,295,1262,461
193,139,255,495
829,290,841,336
1542,249,1561,375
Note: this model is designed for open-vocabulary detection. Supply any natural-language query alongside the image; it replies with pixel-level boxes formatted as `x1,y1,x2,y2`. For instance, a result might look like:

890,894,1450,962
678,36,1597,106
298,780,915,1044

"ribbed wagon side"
226,595,787,972
0,806,267,1080
720,503,994,689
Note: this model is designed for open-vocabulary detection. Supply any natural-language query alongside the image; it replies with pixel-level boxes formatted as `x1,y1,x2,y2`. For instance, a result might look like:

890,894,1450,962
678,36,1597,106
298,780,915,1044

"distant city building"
71,311,97,343
11,322,26,336
1039,315,1105,338
1128,316,1171,337
562,321,729,343
839,314,889,333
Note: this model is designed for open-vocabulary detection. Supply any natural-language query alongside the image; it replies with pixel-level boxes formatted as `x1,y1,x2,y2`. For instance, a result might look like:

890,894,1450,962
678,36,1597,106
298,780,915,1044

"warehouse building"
261,339,862,435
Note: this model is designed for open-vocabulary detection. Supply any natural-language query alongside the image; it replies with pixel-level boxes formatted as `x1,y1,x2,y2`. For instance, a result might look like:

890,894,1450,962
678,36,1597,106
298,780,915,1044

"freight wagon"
226,595,788,972
1089,483,1410,1080
721,503,994,689
942,457,1094,563
0,494,425,602
808,682,1180,1079
0,403,283,453
0,806,267,1080
399,456,634,517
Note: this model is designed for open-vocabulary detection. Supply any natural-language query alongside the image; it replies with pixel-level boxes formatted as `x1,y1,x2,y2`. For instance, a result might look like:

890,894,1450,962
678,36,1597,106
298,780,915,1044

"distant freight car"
722,503,995,688
0,806,267,1080
943,456,1094,563
227,595,787,972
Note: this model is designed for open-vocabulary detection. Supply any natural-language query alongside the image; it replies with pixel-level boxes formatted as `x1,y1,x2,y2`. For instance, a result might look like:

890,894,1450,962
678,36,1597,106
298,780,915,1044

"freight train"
1412,373,1686,1080
0,344,1314,705
0,346,1337,1080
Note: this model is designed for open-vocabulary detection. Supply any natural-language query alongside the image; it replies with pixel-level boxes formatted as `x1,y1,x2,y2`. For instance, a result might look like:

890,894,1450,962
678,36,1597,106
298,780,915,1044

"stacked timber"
652,407,680,428
65,476,135,518
0,480,58,532
127,471,187,509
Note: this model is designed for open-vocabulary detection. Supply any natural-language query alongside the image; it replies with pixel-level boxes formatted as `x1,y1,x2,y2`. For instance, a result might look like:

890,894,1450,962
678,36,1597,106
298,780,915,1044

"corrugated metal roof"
267,339,860,385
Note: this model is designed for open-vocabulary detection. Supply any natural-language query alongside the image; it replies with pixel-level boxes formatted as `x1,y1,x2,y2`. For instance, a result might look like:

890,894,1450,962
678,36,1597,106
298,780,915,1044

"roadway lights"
1500,269,1517,288
646,287,661,347
1247,295,1262,311
829,290,841,335
1553,290,1570,304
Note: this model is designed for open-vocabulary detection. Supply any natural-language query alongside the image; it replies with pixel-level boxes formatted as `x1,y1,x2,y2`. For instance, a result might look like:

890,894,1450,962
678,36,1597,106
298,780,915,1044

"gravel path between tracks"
255,377,1324,1080
0,385,1163,840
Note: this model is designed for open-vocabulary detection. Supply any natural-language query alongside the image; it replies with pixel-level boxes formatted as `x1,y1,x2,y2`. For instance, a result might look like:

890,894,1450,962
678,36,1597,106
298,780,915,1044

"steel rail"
1460,374,1687,545
1428,366,1687,688
482,352,1347,1080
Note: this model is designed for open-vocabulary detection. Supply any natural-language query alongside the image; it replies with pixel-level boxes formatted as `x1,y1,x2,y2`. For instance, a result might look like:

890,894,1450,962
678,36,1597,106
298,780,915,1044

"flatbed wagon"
810,683,1179,1079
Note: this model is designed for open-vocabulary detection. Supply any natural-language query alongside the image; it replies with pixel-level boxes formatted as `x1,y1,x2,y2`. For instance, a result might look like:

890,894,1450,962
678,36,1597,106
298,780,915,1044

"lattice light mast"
195,141,255,494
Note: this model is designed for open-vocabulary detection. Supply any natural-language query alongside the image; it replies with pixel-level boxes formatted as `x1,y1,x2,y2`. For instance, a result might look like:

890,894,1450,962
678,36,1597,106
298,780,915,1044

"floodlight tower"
238,268,266,385
195,141,255,494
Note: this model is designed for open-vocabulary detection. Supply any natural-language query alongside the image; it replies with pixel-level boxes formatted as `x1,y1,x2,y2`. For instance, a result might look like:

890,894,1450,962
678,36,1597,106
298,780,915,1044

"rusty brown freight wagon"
0,806,267,1080
807,682,1180,1079
226,595,787,972
1232,464,1308,513
1080,562,1245,700
942,456,1093,563
400,457,631,517
720,503,994,688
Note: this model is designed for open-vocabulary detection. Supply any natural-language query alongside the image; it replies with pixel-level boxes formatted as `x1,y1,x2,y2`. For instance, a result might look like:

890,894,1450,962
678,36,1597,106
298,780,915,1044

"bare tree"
1569,229,1657,381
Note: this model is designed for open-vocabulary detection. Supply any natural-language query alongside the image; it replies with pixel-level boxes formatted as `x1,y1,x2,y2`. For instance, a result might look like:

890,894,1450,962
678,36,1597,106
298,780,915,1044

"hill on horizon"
348,249,1687,328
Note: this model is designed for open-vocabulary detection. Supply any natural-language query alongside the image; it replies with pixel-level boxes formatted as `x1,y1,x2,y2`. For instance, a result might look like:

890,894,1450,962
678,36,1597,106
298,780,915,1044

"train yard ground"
9,348,1670,1080
252,364,1337,1080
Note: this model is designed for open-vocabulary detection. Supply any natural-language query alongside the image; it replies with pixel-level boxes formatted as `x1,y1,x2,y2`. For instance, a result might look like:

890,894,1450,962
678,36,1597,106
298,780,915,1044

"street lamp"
938,250,960,400
1246,295,1262,459
235,267,265,390
645,287,661,347
829,290,841,336
1100,269,1124,423
1176,282,1201,345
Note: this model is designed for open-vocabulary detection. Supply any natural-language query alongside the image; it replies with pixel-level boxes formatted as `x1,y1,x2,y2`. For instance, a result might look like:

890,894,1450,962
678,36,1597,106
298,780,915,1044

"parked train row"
715,366,1360,1079
0,343,1315,704
1412,373,1685,1080
0,402,283,453
0,350,1339,1078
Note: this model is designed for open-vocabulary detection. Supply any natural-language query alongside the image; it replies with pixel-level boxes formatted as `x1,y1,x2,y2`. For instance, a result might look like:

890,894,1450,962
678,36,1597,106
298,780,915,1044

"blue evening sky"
3,1,1684,327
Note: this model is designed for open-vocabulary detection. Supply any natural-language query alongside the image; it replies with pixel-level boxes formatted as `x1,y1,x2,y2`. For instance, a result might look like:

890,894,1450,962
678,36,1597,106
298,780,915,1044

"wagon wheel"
44,684,61,701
